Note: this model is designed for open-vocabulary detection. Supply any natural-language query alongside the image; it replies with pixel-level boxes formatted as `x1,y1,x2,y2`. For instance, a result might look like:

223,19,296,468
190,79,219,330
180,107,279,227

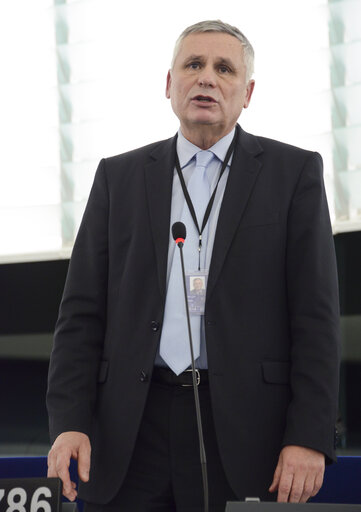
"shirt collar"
176,127,236,169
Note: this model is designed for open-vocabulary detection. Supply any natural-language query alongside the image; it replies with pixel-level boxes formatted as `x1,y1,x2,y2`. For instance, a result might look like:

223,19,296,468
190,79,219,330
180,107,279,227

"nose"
198,66,216,88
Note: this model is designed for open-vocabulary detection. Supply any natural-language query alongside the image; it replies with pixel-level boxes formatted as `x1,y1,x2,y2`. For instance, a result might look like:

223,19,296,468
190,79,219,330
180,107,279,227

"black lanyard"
175,129,237,270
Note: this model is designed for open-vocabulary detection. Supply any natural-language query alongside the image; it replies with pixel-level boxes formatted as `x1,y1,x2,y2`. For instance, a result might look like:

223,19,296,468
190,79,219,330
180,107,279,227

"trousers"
84,378,237,512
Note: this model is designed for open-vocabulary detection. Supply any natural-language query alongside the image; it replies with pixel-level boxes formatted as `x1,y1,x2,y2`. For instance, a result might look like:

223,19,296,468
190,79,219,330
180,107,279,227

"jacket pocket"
97,359,109,383
262,361,290,384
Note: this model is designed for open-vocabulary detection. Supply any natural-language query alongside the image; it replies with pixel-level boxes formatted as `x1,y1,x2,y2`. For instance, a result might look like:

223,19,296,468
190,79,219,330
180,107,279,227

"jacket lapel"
144,135,177,299
207,126,264,299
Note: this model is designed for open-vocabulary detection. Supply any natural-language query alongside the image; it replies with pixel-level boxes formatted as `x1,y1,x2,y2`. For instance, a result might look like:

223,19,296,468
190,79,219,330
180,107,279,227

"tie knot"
196,150,213,169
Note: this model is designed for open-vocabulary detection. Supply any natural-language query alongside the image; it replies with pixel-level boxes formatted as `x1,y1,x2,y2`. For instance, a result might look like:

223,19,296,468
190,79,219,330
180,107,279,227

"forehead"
175,32,244,65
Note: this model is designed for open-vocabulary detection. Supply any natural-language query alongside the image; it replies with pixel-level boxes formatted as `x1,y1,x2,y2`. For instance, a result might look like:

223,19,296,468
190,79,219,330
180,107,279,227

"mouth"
192,95,217,103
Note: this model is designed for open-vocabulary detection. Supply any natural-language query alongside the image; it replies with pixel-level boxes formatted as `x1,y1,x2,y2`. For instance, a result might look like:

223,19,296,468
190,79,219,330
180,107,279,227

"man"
191,278,206,294
189,277,206,315
47,20,340,511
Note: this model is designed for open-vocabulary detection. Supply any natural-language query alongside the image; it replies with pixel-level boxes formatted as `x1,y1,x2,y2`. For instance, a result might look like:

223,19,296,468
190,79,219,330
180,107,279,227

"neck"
180,124,235,149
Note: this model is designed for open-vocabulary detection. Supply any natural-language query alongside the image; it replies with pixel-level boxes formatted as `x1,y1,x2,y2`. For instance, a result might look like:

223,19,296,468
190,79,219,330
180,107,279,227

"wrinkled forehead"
173,32,245,66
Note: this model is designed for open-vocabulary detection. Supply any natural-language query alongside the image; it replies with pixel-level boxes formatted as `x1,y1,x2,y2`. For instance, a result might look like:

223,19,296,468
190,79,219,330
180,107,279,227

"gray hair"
171,20,255,81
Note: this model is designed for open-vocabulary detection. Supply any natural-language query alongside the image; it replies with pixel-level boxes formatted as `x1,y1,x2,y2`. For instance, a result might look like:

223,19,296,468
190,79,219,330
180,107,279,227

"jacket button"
206,320,215,326
150,320,160,332
140,371,148,382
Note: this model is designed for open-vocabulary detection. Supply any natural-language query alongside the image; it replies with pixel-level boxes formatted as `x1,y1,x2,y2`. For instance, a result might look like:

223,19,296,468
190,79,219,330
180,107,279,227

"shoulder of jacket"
257,135,317,161
102,137,174,167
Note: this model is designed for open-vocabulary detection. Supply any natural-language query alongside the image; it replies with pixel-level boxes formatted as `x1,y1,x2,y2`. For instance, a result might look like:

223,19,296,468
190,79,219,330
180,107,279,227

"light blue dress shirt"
154,127,235,370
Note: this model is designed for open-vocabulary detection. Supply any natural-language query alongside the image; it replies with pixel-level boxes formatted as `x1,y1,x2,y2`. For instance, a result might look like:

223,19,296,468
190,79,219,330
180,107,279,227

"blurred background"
0,0,360,456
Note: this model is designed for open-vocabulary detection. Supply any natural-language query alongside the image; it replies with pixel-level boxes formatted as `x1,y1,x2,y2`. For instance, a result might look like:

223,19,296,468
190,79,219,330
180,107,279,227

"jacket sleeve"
47,159,109,443
283,151,340,462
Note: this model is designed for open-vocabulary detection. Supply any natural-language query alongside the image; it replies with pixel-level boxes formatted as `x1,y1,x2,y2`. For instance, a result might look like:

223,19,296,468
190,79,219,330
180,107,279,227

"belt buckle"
182,368,200,387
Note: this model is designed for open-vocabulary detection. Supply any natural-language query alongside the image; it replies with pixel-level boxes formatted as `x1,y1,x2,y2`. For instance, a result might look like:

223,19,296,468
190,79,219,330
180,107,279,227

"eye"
187,61,201,70
218,65,231,74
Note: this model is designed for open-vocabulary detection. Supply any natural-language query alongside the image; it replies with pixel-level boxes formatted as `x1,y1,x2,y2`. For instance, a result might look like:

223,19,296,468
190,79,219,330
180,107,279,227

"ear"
165,70,172,99
243,80,255,109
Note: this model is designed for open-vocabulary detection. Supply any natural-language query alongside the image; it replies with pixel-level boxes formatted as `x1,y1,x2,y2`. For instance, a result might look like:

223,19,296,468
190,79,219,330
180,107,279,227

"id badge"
185,270,208,315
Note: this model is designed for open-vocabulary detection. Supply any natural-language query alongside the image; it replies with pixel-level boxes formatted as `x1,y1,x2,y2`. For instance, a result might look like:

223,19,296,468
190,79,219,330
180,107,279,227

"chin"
189,115,219,126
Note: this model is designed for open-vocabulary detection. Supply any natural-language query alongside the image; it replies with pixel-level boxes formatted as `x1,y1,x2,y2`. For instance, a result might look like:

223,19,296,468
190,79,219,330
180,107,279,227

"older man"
47,20,340,511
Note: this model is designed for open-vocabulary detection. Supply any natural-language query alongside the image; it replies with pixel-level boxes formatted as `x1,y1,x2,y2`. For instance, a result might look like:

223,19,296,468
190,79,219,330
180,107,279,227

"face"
166,32,255,143
193,278,203,290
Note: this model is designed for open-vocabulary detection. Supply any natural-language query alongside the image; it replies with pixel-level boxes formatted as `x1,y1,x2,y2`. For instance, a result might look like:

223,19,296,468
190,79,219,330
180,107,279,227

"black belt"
152,366,208,387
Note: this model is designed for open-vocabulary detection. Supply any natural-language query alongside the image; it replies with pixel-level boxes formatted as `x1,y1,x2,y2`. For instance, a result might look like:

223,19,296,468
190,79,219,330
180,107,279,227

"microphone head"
172,222,186,241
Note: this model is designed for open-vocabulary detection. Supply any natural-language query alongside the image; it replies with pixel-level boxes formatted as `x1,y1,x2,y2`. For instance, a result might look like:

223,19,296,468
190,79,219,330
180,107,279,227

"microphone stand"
176,239,209,512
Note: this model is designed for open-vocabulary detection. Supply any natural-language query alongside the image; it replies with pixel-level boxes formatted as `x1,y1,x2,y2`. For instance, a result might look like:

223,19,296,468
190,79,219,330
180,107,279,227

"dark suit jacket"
47,125,340,503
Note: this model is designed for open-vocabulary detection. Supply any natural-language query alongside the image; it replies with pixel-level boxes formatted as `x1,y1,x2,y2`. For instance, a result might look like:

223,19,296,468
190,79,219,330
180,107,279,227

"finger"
269,462,282,493
57,469,76,500
78,441,91,482
311,468,325,497
277,470,294,503
48,456,77,501
289,471,307,503
54,454,77,501
300,473,316,503
47,453,57,478
62,483,77,502
47,449,66,481
47,464,58,478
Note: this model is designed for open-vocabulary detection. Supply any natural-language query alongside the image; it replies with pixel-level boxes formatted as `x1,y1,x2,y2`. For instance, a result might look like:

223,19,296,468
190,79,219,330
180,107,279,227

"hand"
47,431,91,501
269,445,325,503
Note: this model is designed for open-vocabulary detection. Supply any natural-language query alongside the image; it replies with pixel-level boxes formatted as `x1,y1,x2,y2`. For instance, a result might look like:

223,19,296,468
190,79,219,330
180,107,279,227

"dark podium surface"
62,504,79,512
226,503,361,511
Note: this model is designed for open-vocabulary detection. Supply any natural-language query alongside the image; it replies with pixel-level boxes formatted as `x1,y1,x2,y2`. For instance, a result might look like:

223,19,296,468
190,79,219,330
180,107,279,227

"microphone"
171,222,209,512
172,221,186,248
